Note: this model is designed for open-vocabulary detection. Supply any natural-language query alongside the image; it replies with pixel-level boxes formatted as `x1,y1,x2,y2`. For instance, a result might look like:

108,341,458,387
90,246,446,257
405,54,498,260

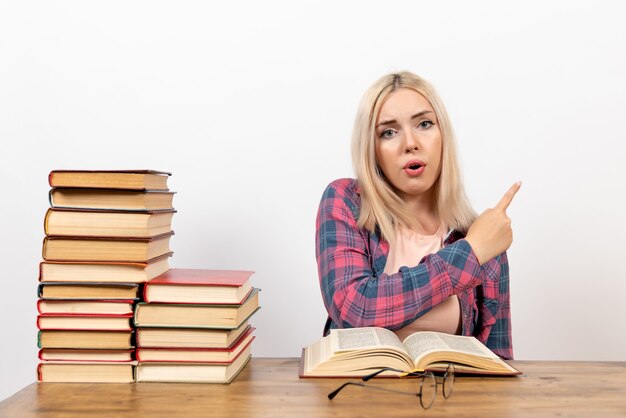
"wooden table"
1,358,625,417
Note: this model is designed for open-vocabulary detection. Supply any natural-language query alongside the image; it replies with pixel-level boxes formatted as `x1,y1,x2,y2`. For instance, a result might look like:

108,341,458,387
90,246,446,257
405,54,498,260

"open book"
300,327,521,377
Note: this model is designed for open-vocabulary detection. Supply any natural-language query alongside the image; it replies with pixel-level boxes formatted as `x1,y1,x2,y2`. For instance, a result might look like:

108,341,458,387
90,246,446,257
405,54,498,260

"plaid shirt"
316,178,513,359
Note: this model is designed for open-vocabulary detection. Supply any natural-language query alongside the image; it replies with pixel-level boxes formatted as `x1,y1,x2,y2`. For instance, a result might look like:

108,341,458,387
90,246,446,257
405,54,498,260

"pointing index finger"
496,181,522,211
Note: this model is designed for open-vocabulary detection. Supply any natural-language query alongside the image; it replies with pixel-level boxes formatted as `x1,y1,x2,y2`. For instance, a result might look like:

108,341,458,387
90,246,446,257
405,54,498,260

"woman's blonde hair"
351,71,476,242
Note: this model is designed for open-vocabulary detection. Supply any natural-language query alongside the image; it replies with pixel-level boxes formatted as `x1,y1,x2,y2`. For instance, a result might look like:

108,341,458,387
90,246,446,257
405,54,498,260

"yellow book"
48,170,170,190
38,362,136,383
49,188,174,211
42,232,174,262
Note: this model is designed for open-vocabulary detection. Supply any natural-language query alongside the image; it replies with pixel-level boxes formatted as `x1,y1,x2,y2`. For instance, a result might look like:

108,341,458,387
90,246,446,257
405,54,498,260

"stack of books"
37,170,175,383
134,268,259,383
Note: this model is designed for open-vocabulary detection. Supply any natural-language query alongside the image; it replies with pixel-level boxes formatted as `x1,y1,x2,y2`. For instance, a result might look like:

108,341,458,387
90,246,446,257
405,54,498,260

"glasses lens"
419,372,437,409
443,364,455,399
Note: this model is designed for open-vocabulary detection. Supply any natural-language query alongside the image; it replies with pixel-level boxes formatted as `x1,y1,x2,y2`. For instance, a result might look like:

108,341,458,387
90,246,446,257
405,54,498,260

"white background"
1,0,625,401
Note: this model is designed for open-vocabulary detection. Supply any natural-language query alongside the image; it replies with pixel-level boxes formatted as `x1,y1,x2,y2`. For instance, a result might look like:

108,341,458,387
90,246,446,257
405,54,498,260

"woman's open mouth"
403,160,426,176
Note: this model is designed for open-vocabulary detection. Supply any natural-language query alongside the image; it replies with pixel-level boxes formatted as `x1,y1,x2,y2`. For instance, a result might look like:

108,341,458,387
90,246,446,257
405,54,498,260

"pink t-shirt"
384,224,462,341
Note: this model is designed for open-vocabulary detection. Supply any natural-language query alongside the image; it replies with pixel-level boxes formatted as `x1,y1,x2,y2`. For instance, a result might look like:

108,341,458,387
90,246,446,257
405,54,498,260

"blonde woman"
315,71,520,359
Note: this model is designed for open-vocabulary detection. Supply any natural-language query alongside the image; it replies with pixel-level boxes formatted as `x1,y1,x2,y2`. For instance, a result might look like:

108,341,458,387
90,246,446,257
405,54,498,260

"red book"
37,314,134,331
144,268,254,304
136,327,255,363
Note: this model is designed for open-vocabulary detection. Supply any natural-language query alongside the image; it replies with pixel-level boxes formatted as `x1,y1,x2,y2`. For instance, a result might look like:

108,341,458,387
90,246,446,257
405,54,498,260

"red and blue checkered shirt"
316,178,513,359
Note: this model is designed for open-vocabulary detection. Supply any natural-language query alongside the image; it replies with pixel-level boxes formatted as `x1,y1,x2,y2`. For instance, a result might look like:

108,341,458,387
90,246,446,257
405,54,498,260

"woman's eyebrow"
410,110,433,120
376,111,434,128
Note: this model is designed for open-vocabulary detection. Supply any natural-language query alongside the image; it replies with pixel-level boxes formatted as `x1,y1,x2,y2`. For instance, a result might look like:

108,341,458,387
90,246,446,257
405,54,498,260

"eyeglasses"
328,364,455,409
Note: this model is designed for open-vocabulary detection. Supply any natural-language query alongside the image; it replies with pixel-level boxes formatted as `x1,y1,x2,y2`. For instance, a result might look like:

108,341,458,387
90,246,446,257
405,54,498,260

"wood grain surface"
1,358,625,417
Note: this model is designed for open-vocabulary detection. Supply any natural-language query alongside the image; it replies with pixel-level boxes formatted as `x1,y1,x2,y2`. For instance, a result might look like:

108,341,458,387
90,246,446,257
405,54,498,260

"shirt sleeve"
474,252,514,359
316,180,487,331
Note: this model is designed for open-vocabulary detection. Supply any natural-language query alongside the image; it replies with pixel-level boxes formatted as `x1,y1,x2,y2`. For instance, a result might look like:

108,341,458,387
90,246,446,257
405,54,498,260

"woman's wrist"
464,235,487,265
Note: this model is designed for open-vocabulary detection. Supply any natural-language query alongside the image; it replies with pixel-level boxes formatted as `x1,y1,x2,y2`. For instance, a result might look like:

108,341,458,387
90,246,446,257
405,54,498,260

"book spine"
43,209,52,236
135,328,142,347
41,237,48,260
142,284,150,303
37,363,43,382
48,171,54,188
37,330,42,348
48,189,54,207
132,304,141,327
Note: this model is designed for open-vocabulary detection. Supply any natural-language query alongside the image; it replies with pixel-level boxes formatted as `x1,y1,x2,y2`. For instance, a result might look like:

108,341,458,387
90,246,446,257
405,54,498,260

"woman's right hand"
465,182,521,265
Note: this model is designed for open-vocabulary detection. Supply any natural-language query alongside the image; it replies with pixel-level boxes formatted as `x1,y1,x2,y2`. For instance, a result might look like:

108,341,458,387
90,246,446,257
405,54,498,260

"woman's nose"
404,131,420,152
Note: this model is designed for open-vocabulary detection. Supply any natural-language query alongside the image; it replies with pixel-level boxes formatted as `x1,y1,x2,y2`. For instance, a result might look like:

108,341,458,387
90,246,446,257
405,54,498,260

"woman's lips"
403,160,426,176
404,166,425,176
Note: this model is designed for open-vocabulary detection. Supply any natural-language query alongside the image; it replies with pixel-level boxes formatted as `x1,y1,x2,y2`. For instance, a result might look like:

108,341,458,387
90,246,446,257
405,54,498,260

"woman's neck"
402,191,439,235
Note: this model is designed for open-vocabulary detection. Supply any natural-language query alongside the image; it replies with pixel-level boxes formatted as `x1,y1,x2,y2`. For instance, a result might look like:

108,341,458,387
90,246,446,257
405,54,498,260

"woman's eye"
418,120,434,129
380,129,395,138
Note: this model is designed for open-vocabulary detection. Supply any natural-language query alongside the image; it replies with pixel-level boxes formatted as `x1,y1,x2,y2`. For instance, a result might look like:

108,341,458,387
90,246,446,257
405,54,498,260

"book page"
403,332,496,362
330,327,405,353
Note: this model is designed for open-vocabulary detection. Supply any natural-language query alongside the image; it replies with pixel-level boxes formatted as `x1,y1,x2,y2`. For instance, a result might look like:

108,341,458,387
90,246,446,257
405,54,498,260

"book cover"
147,268,254,287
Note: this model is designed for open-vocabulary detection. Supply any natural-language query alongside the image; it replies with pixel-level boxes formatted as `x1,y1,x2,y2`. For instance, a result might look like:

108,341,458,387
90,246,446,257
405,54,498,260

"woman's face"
375,88,442,201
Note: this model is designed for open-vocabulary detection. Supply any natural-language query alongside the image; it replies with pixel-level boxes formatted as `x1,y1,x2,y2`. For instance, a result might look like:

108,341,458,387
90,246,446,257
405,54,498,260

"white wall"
1,0,625,401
